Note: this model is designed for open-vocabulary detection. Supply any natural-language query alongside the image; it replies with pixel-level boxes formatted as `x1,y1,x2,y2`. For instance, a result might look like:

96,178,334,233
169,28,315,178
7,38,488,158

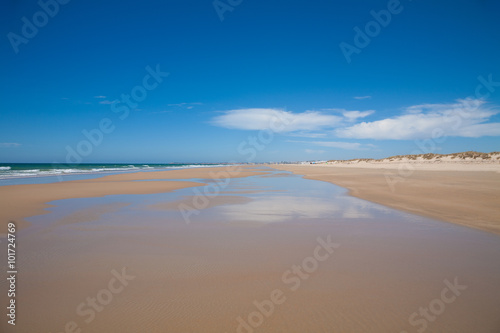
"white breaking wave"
0,164,225,180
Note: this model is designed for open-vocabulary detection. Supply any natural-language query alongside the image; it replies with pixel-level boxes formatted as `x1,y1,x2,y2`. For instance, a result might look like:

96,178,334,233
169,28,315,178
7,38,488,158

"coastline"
272,163,500,236
0,166,265,234
3,162,500,236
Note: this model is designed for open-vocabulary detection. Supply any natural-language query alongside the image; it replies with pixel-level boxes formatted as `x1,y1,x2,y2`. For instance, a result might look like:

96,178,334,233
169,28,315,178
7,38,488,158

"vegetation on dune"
327,151,500,163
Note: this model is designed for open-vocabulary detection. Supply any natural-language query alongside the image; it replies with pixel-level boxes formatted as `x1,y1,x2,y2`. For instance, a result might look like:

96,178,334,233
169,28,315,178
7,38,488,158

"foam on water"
0,163,228,181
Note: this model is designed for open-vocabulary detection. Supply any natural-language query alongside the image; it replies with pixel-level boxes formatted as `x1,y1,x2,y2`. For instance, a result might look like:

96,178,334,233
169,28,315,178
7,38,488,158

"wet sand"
273,164,500,235
0,166,264,233
8,218,500,333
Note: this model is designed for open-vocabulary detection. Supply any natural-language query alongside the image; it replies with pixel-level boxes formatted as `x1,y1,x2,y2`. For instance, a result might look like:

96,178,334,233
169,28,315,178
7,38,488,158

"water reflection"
217,195,340,222
204,171,394,224
215,194,390,222
23,169,424,229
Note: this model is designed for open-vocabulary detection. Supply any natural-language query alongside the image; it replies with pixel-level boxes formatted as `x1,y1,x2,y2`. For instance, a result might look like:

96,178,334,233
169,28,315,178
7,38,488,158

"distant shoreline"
286,151,500,171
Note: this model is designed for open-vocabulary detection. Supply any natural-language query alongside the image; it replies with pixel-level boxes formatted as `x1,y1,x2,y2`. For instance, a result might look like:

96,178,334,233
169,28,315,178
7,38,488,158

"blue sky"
1,0,500,163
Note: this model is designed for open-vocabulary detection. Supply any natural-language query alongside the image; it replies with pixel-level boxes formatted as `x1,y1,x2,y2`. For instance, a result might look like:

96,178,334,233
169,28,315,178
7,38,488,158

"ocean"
0,163,222,180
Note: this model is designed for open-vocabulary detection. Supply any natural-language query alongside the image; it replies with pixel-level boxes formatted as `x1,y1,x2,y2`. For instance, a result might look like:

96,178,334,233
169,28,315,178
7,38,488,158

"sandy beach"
4,0,500,331
273,162,500,235
1,165,500,333
0,166,264,233
3,162,499,236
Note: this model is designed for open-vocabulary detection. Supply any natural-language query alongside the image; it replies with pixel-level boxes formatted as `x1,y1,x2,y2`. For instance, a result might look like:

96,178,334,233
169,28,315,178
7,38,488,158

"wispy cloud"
167,102,202,110
342,110,374,121
354,96,371,100
286,132,327,138
305,149,325,154
211,108,342,132
336,98,500,140
167,102,202,107
289,140,375,150
0,143,21,148
94,95,106,99
310,141,375,150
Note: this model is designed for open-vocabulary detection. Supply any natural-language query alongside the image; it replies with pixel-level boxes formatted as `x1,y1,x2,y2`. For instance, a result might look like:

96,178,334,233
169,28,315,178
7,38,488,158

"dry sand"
273,163,500,235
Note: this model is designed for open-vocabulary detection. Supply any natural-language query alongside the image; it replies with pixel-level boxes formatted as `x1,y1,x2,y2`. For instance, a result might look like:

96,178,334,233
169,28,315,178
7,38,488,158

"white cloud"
210,99,500,141
0,143,21,148
167,102,202,108
286,132,327,138
310,141,374,150
94,95,106,99
342,110,375,121
305,149,325,154
211,108,342,132
289,140,375,150
354,96,372,100
336,99,500,140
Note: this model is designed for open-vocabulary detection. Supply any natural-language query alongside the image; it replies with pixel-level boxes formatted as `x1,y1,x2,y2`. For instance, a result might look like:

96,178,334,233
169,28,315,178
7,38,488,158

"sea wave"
0,164,223,180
